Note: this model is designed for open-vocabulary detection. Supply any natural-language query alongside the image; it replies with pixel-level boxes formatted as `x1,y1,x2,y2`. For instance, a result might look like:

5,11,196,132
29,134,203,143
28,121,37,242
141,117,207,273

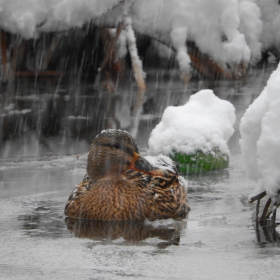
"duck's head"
87,129,160,182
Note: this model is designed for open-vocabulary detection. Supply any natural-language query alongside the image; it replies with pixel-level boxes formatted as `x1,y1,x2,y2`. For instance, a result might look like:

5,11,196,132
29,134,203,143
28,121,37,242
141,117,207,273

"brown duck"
65,129,189,220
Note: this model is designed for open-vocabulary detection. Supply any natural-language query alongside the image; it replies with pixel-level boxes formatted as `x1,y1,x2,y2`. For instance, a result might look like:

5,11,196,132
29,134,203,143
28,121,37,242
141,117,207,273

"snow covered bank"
240,63,280,197
148,90,236,173
0,0,263,73
0,0,121,38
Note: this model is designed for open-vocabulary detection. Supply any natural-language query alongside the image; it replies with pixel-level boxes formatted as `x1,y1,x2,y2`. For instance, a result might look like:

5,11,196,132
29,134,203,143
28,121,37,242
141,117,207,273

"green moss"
170,149,229,174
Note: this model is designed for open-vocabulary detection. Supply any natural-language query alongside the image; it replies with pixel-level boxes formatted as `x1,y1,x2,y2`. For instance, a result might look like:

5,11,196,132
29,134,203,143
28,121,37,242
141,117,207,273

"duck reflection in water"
64,129,189,245
65,218,186,247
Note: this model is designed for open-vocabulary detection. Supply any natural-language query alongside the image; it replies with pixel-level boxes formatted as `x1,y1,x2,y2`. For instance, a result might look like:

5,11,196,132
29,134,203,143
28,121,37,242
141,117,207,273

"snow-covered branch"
123,0,146,90
1,0,280,79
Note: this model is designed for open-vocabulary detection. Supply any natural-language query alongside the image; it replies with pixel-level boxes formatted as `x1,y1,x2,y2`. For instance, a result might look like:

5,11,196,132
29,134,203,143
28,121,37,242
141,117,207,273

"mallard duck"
65,129,189,220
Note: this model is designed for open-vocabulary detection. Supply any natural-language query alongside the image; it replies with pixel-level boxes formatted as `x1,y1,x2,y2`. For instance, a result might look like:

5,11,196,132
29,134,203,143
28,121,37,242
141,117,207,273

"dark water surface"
1,67,280,279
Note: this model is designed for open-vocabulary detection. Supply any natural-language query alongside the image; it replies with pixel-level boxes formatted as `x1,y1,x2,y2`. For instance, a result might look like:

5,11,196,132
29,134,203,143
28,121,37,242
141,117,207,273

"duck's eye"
113,143,121,149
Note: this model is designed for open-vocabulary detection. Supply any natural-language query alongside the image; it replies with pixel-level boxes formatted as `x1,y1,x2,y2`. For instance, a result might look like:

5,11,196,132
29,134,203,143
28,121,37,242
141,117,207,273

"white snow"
254,0,280,53
108,28,128,59
179,175,188,190
148,89,236,157
240,63,280,196
0,0,264,70
1,0,121,38
145,154,177,174
238,0,262,64
170,26,190,73
144,154,188,191
129,0,261,68
123,9,146,87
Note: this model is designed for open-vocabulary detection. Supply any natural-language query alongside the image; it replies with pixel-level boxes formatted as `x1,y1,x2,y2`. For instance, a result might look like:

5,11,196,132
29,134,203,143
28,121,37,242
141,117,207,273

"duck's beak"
129,153,165,176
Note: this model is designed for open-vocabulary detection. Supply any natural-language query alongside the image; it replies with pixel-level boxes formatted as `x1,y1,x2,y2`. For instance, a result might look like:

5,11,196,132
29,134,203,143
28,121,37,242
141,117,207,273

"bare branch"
248,191,267,203
100,21,124,71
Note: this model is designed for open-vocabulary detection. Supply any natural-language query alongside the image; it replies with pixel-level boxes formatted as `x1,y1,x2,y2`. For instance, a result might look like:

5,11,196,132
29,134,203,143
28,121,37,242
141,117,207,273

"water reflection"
16,198,186,247
65,217,186,248
188,169,230,186
1,66,274,159
17,200,68,238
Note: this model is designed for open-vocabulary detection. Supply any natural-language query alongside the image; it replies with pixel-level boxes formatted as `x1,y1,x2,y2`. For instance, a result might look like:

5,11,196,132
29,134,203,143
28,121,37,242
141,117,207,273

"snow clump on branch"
0,0,263,71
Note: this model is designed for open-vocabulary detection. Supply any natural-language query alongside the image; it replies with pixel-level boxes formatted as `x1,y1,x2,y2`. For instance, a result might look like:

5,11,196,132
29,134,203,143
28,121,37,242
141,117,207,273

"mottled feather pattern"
65,168,189,220
65,171,152,220
147,169,189,220
64,129,189,220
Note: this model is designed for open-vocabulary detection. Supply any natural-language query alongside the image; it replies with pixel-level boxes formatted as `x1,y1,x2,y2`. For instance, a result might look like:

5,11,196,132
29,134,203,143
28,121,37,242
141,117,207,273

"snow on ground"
0,0,264,72
240,63,280,197
254,0,280,53
148,89,236,157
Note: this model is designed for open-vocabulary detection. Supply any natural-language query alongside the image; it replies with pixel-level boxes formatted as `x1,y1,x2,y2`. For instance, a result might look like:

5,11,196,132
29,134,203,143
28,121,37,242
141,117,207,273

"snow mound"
240,63,280,196
148,89,236,156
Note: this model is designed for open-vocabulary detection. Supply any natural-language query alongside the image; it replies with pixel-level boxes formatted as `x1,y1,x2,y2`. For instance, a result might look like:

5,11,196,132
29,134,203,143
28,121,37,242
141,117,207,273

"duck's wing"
65,173,153,220
145,155,189,220
145,154,188,189
64,174,92,218
123,169,151,187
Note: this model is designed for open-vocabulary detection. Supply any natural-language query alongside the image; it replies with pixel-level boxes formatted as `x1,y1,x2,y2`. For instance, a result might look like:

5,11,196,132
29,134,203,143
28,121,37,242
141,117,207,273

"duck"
64,129,189,220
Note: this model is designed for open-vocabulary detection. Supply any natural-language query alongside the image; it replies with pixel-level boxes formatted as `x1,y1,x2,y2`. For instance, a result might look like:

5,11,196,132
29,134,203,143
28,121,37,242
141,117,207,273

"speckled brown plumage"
64,129,189,220
148,170,189,220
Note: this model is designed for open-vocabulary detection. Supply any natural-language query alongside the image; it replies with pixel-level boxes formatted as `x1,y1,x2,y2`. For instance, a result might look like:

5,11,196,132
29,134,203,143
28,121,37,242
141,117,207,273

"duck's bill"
129,153,165,176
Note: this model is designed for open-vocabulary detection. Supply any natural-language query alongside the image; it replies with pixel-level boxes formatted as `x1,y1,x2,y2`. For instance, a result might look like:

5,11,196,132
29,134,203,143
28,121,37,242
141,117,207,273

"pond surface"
1,66,280,279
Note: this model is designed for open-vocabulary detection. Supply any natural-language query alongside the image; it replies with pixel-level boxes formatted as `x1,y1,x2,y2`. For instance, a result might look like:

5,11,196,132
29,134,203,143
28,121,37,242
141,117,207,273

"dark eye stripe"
99,143,115,151
113,143,121,149
124,147,134,157
100,143,134,157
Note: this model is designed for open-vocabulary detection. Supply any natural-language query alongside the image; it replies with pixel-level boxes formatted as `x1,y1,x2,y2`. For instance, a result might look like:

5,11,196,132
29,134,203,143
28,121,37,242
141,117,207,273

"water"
1,66,280,279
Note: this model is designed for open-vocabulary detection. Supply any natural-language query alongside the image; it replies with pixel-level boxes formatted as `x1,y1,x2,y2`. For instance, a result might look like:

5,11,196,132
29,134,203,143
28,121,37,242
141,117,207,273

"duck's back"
144,155,189,220
65,175,189,221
